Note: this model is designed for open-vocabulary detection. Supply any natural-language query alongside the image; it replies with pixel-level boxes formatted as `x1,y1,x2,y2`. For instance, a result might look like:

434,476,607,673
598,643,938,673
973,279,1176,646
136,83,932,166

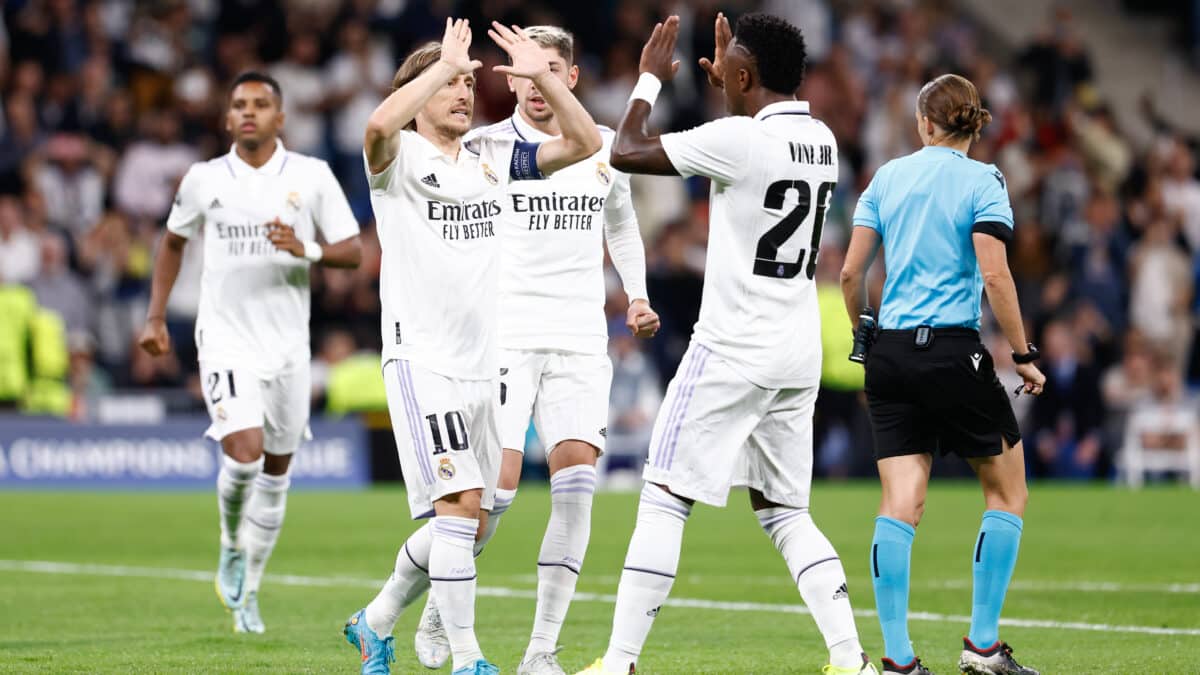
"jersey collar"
510,106,556,142
225,139,289,176
921,145,966,159
754,100,811,121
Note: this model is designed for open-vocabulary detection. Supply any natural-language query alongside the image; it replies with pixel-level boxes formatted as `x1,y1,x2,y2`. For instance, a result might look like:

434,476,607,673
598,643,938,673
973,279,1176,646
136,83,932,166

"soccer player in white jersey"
579,14,877,675
139,72,362,634
410,25,659,675
340,19,601,675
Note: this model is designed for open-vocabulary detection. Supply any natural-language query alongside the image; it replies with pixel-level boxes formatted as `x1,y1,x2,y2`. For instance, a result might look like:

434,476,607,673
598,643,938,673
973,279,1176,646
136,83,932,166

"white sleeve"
604,170,648,302
314,161,360,243
658,117,752,184
165,165,203,238
365,130,410,193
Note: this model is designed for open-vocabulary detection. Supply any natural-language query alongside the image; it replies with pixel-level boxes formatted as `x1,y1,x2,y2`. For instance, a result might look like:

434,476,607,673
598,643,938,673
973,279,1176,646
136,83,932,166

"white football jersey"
660,101,837,389
368,130,532,380
469,111,647,354
166,140,359,378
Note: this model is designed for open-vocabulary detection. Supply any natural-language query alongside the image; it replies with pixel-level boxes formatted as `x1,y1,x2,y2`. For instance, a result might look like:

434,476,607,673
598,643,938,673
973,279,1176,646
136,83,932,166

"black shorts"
864,328,1021,460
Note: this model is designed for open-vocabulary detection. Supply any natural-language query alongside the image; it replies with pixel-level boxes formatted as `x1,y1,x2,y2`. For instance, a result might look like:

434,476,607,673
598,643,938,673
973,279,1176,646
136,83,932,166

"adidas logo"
599,427,607,438
832,582,848,600
421,173,440,188
210,198,223,209
645,605,660,617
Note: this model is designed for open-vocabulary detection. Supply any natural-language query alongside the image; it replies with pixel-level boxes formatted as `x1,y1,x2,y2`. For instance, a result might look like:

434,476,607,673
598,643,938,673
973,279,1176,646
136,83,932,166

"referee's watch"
1012,344,1041,364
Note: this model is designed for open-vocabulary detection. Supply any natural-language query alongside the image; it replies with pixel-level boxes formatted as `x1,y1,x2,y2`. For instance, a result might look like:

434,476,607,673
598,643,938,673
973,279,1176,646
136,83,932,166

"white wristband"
629,72,663,106
302,240,323,263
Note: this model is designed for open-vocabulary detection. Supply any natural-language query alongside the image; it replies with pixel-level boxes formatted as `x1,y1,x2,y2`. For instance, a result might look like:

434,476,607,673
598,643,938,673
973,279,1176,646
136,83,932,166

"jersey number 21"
754,179,835,281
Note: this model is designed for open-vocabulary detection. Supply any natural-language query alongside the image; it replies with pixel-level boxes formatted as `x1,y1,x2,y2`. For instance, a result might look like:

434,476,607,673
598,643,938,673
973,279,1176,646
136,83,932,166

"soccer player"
580,13,876,675
410,24,659,675
840,74,1044,675
340,19,602,675
139,72,363,633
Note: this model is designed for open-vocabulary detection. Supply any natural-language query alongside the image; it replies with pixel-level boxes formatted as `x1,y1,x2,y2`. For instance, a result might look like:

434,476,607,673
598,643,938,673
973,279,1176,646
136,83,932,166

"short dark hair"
230,71,283,104
734,13,806,95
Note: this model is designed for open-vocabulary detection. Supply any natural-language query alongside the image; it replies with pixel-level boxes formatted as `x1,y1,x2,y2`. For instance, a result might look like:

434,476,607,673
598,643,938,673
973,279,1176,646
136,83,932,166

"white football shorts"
199,360,311,455
383,358,500,519
498,348,612,455
643,341,817,509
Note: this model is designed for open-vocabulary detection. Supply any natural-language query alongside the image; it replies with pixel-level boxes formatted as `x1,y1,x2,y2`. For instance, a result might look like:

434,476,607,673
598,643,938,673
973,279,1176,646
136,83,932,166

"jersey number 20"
754,179,836,280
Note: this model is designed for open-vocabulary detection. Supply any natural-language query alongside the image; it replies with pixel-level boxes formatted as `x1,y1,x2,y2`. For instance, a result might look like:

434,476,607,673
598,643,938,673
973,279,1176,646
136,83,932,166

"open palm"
489,22,551,80
439,17,482,75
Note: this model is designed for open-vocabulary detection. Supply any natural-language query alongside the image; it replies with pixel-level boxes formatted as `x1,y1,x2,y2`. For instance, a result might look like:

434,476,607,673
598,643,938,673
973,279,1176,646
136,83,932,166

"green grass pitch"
1,482,1196,673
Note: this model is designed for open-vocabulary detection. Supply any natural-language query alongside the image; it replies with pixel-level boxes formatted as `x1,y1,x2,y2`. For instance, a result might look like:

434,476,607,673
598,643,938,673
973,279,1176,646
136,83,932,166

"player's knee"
880,488,925,527
436,488,483,518
222,430,264,464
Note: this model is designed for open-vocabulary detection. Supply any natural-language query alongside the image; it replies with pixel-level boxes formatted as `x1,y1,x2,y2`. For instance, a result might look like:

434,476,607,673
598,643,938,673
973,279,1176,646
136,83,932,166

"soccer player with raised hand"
579,13,875,675
410,23,658,675
341,17,601,675
140,72,362,634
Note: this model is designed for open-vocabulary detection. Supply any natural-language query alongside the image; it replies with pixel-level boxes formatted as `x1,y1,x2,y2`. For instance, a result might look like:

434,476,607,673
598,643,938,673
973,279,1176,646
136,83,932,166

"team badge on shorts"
481,163,499,185
286,191,301,212
216,406,227,421
438,458,456,480
596,162,612,186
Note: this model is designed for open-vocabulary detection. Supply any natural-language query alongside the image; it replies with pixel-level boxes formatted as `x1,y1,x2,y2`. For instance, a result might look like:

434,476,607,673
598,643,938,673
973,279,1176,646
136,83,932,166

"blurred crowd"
2,0,1199,483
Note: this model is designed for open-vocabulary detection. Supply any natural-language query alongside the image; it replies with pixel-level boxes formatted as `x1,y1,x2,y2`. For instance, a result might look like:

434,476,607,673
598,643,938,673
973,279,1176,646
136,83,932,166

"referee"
840,74,1044,675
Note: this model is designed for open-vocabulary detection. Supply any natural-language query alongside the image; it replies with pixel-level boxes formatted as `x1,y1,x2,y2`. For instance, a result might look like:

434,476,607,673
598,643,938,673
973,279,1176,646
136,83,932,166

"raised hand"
489,22,551,80
639,15,681,81
698,12,732,89
439,18,483,76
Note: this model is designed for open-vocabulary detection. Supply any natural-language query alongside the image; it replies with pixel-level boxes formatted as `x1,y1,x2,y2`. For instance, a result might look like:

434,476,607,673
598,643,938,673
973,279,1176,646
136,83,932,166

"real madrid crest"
286,191,301,212
481,163,499,186
596,162,612,186
438,458,456,480
216,406,228,421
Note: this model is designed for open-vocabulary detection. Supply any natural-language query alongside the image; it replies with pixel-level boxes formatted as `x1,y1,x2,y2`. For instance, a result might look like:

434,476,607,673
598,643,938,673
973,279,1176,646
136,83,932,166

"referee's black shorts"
865,328,1021,460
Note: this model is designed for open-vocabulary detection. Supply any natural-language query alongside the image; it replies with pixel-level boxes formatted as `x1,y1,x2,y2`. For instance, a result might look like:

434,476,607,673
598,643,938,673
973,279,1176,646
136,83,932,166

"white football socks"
429,516,484,671
366,523,433,637
241,469,290,593
217,454,262,549
602,483,691,673
526,465,596,660
757,506,863,668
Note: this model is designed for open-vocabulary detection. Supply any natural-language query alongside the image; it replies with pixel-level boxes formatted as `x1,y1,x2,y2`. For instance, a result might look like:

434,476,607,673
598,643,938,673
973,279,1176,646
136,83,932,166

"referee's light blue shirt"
852,145,1014,331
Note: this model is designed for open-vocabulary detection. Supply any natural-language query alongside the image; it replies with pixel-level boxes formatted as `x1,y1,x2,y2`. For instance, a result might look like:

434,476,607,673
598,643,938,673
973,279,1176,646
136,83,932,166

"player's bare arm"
266,218,362,268
139,231,188,356
363,18,482,173
974,232,1045,394
610,17,682,176
839,226,881,331
488,22,601,174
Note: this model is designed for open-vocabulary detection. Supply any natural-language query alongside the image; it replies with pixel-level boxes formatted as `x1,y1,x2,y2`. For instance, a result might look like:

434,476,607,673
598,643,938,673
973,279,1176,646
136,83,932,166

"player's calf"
754,500,866,671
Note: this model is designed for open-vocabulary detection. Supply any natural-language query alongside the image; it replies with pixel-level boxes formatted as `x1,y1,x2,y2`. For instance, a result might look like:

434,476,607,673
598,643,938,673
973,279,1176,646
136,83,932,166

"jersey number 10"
754,179,836,280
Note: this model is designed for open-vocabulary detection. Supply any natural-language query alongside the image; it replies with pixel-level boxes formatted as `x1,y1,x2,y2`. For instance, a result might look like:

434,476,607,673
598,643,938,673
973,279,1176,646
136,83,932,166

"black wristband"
1012,344,1040,364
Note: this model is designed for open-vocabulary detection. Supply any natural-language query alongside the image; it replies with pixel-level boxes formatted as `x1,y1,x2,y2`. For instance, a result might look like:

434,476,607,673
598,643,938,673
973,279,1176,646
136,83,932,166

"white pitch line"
500,573,1200,595
1,559,1198,638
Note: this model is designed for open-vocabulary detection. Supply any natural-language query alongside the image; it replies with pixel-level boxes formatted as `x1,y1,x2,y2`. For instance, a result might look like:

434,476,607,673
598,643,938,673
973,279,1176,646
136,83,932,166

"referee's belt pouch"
913,325,934,350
